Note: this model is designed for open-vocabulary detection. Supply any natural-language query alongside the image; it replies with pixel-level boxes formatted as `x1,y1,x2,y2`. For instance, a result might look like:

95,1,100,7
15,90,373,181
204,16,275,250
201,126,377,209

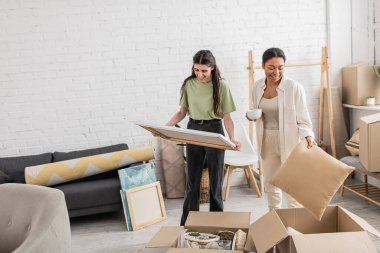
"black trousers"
180,119,225,225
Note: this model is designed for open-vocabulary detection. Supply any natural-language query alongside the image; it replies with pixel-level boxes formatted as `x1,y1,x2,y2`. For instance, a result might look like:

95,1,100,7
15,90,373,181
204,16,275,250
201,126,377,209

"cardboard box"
147,211,251,252
342,63,380,105
359,113,380,172
248,206,380,253
147,208,379,253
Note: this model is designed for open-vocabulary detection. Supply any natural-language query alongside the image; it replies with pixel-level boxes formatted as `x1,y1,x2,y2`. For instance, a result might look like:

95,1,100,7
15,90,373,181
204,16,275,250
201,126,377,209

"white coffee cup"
246,109,262,120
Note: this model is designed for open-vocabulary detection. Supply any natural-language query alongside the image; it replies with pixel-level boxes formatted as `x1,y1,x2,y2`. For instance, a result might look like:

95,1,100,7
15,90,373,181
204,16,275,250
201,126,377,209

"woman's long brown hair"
180,50,222,117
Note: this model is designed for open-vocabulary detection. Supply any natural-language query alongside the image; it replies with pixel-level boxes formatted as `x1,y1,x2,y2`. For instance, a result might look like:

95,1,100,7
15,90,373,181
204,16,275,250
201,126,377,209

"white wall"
375,0,380,63
351,0,374,64
327,0,352,87
328,0,375,87
0,0,327,157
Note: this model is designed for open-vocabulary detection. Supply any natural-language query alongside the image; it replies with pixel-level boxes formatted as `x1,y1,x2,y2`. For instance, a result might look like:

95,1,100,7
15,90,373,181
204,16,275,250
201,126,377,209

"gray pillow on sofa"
52,143,129,162
0,153,53,183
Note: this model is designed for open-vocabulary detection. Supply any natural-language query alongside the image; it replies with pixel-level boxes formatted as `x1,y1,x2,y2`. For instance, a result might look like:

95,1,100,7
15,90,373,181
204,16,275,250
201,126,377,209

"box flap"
292,232,377,253
185,211,250,231
360,113,380,124
339,207,380,237
167,249,243,253
249,210,288,253
243,232,257,253
276,237,296,253
147,226,183,248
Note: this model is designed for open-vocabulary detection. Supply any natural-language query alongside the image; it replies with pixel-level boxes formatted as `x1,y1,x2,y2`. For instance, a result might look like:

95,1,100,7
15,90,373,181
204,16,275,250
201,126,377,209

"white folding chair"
224,123,262,200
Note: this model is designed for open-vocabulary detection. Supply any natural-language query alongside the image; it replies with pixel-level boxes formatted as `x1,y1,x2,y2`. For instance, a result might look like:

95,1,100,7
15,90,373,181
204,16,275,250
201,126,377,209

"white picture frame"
137,122,236,150
125,181,167,230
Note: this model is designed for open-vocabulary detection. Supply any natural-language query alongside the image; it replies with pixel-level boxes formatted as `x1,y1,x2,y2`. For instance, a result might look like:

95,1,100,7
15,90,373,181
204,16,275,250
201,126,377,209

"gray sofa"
0,144,130,218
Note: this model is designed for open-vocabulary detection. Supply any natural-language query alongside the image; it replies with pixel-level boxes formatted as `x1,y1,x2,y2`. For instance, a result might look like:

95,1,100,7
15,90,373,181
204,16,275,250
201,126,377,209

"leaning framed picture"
120,190,132,231
125,181,167,230
118,162,157,190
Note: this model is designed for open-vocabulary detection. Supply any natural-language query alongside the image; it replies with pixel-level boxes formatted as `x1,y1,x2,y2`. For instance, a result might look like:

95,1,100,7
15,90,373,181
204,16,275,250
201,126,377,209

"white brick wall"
0,0,327,158
0,1,329,188
0,0,328,189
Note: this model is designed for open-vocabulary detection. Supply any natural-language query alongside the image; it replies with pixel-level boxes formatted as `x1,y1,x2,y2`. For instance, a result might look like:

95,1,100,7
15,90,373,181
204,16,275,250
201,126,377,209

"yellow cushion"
269,140,354,220
25,147,154,186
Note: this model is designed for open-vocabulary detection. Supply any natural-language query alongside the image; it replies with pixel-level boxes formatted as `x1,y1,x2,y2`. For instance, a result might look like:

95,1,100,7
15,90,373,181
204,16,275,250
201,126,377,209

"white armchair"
0,183,71,253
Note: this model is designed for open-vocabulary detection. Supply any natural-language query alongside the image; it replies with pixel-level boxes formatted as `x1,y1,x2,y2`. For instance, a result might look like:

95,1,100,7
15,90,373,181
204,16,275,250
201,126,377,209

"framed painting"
125,181,167,230
120,190,132,230
136,122,236,150
118,162,157,190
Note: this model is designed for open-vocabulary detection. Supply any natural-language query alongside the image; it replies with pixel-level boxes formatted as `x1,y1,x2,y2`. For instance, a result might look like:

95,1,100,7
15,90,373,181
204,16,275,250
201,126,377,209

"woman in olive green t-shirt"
166,50,241,225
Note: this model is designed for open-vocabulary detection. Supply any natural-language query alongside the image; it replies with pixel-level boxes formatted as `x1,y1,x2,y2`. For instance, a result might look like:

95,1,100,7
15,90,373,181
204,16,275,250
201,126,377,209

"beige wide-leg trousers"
261,129,302,210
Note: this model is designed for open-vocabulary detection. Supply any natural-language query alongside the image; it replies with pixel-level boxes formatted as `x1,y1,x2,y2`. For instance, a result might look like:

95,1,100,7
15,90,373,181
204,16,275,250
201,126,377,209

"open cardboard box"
247,206,380,253
147,207,379,253
147,211,250,252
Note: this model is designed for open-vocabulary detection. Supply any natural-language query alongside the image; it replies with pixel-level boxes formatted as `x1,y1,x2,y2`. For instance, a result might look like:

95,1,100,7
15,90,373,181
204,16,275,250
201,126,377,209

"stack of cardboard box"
342,63,380,106
360,113,380,172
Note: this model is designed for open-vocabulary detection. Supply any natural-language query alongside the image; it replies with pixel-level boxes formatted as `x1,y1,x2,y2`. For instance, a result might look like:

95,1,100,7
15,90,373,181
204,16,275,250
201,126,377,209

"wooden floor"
70,185,380,253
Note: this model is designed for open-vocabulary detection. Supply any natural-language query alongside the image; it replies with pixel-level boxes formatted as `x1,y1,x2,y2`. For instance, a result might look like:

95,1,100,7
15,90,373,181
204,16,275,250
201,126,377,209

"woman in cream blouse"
248,47,316,210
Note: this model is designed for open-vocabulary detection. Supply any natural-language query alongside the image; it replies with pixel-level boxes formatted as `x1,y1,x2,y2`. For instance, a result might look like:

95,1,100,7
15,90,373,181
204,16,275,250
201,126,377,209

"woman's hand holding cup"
246,109,262,121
